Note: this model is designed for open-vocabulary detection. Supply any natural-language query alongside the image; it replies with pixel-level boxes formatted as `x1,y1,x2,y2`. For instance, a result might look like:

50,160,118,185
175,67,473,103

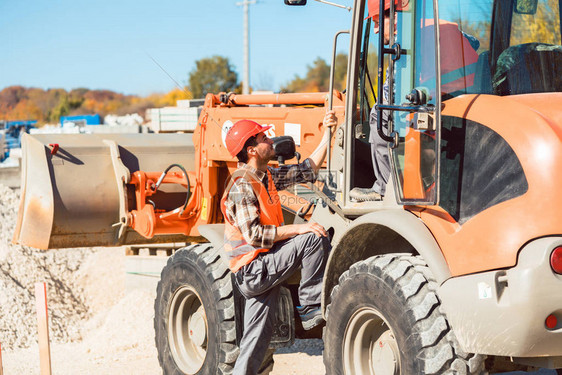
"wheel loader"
12,0,562,373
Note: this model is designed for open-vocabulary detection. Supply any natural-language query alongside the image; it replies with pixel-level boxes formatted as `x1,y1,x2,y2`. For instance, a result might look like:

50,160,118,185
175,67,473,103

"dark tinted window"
440,116,528,224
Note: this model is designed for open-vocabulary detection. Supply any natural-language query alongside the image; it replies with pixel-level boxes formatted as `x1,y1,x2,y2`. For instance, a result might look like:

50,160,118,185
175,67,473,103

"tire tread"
324,254,486,375
154,243,238,374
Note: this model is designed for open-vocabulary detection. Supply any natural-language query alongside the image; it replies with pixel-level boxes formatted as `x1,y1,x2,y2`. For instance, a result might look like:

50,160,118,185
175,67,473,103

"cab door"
348,0,441,206
385,0,440,204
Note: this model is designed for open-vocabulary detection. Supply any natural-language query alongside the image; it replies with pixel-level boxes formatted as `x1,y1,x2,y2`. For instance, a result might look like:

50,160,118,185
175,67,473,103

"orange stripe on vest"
220,168,284,272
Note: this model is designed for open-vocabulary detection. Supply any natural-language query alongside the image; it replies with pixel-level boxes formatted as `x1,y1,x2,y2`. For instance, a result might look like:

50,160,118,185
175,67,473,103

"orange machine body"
128,170,198,238
416,93,562,276
126,91,345,241
126,89,562,279
124,89,562,279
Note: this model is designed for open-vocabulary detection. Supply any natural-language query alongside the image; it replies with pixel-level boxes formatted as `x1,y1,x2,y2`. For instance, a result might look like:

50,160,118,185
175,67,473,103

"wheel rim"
343,307,401,375
167,285,208,374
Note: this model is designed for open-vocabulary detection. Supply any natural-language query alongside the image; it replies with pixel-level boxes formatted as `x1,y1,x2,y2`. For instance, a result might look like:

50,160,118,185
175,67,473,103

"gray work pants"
370,106,391,196
233,232,331,375
369,72,391,196
371,141,390,196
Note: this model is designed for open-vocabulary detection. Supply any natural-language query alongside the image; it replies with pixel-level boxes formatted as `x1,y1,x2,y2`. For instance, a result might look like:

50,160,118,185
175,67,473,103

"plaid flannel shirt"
223,159,317,249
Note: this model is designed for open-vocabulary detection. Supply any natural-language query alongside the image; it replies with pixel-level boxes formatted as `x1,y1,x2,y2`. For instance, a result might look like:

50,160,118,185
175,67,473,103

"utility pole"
236,0,256,95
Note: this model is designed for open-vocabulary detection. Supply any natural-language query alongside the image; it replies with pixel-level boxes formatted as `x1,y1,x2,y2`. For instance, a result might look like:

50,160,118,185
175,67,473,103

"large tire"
323,254,486,375
154,244,238,375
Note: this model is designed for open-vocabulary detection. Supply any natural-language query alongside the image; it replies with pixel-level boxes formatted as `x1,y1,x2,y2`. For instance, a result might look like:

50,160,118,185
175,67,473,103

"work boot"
349,187,382,202
257,349,275,375
297,304,324,330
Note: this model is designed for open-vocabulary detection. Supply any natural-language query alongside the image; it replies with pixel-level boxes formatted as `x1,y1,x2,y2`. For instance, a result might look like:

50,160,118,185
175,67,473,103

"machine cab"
339,0,445,210
338,0,562,213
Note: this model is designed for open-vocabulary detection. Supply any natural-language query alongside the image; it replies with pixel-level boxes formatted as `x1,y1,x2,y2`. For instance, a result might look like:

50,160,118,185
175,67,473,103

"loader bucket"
13,133,196,249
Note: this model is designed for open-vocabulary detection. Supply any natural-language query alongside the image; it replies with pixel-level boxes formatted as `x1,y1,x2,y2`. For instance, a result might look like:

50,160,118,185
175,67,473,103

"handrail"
211,91,343,106
327,29,350,185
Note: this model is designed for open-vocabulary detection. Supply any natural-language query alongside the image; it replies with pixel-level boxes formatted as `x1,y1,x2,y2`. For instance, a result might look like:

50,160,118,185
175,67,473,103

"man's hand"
274,221,329,242
323,110,337,130
307,110,338,174
297,221,328,238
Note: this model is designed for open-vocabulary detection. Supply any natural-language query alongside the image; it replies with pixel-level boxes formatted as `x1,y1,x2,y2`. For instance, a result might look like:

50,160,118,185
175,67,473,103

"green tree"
49,95,70,123
188,56,239,98
68,88,87,109
334,52,349,92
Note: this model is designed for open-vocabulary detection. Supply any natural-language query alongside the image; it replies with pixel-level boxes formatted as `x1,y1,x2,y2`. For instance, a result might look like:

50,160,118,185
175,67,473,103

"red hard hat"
367,0,409,19
225,119,273,157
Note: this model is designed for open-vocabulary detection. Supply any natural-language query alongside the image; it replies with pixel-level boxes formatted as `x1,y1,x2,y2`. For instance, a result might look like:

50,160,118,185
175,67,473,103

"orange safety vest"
220,168,284,273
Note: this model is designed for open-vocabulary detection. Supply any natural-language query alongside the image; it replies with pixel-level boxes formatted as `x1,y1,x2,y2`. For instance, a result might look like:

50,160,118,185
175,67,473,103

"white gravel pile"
0,184,95,349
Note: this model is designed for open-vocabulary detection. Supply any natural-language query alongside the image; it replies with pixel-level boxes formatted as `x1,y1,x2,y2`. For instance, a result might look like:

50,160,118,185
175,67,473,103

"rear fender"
198,224,228,268
322,209,451,311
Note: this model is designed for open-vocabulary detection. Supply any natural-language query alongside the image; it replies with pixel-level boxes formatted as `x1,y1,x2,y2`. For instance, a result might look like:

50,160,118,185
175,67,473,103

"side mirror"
515,0,538,14
284,0,307,5
272,136,301,164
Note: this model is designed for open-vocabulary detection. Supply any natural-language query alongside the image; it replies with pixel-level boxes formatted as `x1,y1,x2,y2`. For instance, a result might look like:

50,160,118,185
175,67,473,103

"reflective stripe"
220,168,284,272
225,242,255,259
228,249,269,272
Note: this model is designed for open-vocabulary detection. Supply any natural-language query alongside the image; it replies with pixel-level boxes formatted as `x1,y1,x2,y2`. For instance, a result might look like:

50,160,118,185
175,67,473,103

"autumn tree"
281,53,348,93
511,0,561,45
282,57,329,93
0,86,197,125
188,56,239,98
161,87,192,106
0,86,26,115
9,99,42,121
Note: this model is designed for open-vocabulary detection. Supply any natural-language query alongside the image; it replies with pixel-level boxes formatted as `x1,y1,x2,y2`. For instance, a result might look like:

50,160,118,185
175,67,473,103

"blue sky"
0,0,352,96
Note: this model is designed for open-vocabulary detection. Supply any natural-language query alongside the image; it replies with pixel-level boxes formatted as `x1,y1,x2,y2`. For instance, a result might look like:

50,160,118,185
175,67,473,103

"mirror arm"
313,0,352,11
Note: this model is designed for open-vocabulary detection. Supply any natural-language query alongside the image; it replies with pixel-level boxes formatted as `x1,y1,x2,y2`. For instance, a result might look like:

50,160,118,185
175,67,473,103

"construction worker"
220,111,337,375
350,0,479,201
349,0,402,201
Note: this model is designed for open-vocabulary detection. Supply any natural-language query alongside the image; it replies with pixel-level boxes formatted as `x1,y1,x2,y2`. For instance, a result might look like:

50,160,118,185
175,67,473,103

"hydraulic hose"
154,163,191,215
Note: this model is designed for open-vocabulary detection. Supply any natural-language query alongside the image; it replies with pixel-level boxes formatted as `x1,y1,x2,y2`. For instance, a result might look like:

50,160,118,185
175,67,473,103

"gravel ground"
0,184,94,350
0,184,324,374
1,245,324,375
